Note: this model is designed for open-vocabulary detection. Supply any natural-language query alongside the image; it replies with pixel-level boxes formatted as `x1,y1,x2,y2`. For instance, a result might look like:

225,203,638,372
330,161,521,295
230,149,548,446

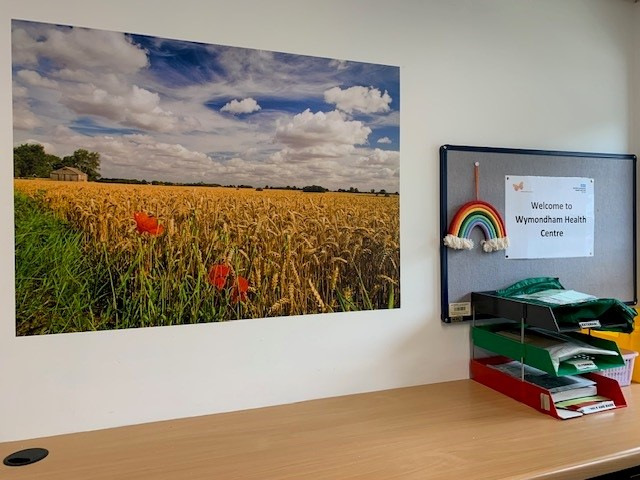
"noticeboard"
440,145,637,323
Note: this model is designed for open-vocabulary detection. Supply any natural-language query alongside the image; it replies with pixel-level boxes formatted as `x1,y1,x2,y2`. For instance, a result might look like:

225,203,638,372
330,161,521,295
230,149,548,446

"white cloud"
367,110,399,128
11,28,40,65
324,86,392,114
220,98,261,114
275,109,370,151
12,83,28,98
12,25,148,74
271,109,372,167
13,101,42,130
16,69,59,89
55,68,130,95
270,144,357,164
377,136,392,144
12,24,202,134
359,148,400,167
329,59,349,71
60,83,198,133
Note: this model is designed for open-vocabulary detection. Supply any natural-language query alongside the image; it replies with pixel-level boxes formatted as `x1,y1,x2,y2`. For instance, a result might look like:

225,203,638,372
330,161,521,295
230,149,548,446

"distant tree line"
336,187,397,196
14,143,101,181
98,178,226,187
301,185,327,193
97,177,151,185
265,185,397,195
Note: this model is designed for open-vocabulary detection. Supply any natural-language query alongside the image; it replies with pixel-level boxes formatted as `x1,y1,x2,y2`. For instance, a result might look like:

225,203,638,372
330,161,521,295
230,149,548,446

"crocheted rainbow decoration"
443,200,509,252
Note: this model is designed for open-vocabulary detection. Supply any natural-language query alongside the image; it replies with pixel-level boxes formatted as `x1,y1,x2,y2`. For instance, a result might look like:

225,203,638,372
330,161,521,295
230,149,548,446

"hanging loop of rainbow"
443,200,510,252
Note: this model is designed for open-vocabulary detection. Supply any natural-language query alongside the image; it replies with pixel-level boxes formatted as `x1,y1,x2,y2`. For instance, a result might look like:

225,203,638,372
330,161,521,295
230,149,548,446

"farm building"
50,166,88,182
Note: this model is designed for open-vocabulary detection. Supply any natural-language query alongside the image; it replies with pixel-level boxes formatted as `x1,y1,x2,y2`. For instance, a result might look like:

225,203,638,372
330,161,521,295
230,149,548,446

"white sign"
505,176,594,259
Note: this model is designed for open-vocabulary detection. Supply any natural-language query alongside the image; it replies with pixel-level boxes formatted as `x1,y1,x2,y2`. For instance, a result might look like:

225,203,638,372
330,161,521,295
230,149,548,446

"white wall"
633,3,640,154
0,0,636,442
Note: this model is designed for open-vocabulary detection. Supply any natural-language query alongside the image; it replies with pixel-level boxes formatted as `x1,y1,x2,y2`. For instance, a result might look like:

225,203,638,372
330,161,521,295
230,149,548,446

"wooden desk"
1,380,640,479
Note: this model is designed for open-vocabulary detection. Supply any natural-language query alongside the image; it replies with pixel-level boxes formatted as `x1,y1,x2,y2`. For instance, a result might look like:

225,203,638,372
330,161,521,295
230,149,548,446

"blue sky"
12,19,400,191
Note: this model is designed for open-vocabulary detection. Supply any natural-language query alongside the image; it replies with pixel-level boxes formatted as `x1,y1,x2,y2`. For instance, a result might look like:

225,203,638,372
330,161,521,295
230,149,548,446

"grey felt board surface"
441,147,636,321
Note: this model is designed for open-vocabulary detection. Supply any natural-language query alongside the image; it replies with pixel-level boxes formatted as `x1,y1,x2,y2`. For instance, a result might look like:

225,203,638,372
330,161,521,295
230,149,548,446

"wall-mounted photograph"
12,19,400,335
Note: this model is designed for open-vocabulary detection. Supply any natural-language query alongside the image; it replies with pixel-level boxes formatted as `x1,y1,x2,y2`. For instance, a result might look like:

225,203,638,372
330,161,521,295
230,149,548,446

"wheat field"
14,179,400,334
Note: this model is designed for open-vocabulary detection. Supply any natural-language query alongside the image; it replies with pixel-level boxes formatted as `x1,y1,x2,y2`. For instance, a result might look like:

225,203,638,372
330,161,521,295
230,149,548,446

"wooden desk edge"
534,449,640,480
1,380,639,480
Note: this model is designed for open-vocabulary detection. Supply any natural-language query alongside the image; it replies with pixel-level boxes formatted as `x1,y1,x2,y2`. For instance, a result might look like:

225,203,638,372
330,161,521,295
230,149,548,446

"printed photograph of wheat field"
12,20,400,335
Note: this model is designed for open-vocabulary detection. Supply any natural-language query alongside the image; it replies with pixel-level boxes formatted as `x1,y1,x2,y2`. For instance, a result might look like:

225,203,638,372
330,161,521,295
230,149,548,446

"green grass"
15,192,109,334
15,192,245,335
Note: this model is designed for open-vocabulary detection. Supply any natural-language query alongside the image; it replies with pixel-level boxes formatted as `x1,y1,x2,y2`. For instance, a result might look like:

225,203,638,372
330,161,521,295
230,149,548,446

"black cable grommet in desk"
3,448,49,466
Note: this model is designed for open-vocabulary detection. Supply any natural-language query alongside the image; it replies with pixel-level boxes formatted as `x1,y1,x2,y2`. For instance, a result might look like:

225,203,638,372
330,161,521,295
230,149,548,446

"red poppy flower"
232,276,249,303
133,212,164,235
208,264,231,290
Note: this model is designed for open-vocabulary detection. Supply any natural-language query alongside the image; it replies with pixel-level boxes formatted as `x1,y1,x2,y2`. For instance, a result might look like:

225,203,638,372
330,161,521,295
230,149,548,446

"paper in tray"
471,356,627,420
472,323,625,376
